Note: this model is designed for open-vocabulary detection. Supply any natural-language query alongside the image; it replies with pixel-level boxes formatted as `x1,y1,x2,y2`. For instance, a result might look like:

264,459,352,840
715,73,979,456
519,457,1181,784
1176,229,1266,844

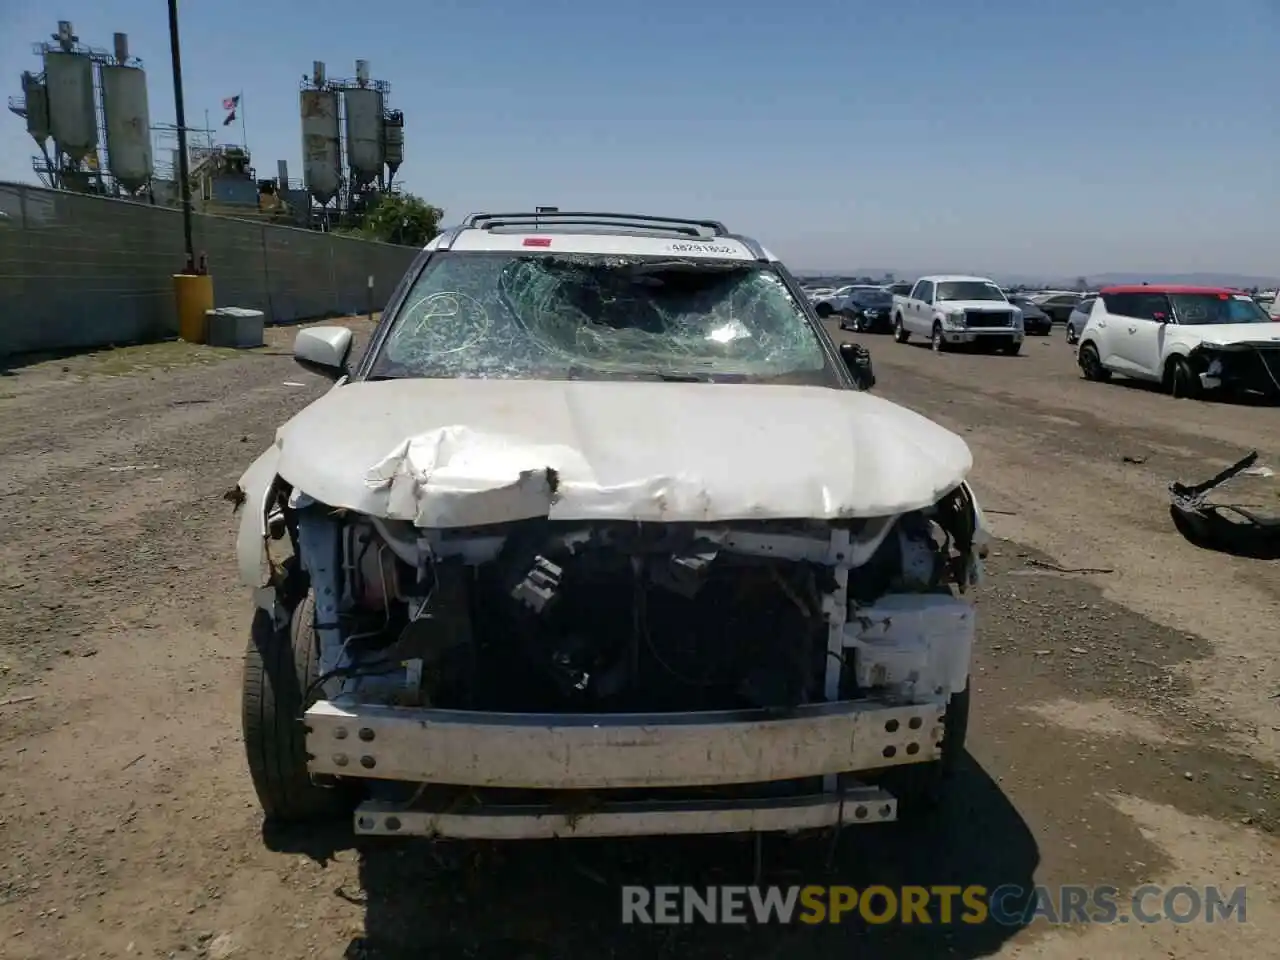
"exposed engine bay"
1191,343,1280,397
261,482,982,716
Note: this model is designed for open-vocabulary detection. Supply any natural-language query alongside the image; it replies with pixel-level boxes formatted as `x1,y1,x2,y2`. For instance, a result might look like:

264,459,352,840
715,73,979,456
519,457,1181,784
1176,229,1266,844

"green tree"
358,192,444,246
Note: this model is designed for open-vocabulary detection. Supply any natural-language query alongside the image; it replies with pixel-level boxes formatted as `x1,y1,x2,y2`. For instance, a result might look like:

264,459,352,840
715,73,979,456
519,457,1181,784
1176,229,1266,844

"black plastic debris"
839,341,876,390
1169,451,1280,559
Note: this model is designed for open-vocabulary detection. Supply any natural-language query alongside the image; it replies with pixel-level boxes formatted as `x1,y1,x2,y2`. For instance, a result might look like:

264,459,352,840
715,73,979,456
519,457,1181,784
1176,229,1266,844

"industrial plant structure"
8,27,408,232
8,21,154,196
300,59,405,222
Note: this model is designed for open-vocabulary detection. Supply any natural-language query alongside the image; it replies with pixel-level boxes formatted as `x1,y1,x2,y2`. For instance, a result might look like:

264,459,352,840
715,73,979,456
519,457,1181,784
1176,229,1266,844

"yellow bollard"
173,273,215,344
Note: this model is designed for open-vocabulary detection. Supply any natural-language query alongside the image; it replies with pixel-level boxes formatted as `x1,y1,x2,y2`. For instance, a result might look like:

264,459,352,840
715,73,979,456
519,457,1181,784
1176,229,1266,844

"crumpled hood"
1175,323,1280,350
266,377,973,527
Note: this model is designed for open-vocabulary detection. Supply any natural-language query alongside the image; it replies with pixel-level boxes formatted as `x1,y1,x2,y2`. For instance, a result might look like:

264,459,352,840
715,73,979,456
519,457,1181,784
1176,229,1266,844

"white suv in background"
1076,284,1280,398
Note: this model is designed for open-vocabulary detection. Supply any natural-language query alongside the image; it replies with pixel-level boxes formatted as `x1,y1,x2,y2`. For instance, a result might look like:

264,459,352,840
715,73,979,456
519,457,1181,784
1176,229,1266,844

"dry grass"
3,313,379,383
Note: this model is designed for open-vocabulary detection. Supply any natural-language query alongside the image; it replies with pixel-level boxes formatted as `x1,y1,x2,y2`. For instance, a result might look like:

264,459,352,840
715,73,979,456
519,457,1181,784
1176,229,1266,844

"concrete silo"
382,110,404,186
43,46,97,163
343,60,384,188
18,71,52,148
300,61,341,206
100,33,153,192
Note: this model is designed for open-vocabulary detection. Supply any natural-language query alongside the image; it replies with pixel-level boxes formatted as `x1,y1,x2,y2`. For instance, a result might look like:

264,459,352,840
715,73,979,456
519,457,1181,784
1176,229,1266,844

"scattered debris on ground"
1169,451,1280,558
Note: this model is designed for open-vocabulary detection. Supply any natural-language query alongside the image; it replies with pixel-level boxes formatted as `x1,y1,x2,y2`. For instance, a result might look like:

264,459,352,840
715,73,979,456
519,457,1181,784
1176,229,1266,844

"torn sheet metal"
235,445,282,588
1169,451,1280,558
265,377,973,527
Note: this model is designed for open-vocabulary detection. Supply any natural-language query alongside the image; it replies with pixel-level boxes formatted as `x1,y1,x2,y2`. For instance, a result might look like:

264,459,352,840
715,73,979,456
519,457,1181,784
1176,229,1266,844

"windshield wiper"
563,365,717,383
654,371,711,382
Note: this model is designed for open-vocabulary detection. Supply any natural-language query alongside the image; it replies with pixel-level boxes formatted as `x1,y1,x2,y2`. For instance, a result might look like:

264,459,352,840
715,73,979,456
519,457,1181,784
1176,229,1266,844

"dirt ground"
1,318,1278,959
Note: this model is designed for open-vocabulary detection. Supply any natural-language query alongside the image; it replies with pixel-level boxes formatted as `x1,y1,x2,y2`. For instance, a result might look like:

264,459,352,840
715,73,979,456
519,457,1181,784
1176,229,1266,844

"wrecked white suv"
235,211,990,841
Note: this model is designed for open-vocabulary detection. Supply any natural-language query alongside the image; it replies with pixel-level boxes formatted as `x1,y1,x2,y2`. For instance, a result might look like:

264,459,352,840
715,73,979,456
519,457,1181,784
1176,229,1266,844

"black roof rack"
463,211,729,237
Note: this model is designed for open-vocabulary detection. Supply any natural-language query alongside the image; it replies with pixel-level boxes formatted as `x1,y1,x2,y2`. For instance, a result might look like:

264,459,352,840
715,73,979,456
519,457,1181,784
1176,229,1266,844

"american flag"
221,95,240,111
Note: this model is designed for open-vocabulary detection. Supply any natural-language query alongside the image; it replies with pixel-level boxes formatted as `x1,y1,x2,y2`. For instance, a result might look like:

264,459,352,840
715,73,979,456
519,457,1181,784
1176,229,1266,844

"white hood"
1174,323,1280,350
262,378,973,528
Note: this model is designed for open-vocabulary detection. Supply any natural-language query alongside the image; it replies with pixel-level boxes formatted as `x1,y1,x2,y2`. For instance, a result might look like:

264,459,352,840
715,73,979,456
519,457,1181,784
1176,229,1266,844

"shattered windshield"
368,252,837,384
1169,293,1272,325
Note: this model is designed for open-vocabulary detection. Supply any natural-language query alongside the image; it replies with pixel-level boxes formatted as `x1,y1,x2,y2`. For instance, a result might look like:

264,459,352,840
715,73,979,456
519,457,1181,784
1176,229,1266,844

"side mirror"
293,325,353,379
839,341,875,390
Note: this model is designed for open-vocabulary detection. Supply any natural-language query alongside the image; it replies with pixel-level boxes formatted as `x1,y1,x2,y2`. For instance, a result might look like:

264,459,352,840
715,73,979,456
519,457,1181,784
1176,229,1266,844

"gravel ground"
0,318,1278,959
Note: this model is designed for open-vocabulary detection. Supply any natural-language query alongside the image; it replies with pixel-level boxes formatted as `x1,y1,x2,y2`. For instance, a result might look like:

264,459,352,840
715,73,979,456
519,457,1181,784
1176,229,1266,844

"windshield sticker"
1233,295,1253,301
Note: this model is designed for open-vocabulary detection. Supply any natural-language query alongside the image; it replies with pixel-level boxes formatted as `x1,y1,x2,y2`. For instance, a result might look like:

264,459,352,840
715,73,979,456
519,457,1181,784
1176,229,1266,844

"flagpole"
239,90,248,153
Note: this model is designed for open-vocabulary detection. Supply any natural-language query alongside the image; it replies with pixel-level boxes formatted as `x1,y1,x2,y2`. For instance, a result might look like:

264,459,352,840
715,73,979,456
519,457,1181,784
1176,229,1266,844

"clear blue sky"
2,0,1276,277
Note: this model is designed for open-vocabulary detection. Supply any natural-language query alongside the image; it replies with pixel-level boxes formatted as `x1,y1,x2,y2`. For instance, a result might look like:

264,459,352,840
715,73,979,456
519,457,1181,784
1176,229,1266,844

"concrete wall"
0,180,419,357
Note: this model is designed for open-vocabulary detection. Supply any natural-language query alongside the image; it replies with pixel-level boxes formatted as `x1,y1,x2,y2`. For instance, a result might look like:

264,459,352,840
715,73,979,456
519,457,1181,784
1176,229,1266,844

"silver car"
1064,297,1096,345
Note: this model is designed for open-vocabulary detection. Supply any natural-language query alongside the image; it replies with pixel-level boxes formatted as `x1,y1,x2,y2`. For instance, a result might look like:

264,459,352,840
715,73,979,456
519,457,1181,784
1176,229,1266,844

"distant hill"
796,270,1279,290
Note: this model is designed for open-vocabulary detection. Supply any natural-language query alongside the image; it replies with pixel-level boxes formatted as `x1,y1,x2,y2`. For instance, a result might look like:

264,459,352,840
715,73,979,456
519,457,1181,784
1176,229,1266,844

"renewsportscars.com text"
621,884,1247,926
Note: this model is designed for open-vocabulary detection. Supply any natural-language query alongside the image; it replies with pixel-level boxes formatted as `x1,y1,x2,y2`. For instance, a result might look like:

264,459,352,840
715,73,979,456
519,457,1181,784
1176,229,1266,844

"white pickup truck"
892,275,1024,355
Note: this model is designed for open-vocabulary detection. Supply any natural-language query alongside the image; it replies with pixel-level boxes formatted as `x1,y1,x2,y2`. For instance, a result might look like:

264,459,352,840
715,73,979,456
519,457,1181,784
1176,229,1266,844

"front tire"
1002,340,1022,356
1078,342,1111,381
1168,356,1200,399
931,322,948,353
243,591,354,823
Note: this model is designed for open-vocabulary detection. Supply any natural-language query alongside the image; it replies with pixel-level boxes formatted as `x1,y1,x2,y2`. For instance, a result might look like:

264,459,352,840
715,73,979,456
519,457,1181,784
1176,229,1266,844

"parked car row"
806,270,1280,397
806,277,1094,345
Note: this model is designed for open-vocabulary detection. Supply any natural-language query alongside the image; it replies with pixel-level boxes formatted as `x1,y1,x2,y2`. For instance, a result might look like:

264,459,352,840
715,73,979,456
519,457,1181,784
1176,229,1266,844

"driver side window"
1134,293,1172,321
1103,292,1171,321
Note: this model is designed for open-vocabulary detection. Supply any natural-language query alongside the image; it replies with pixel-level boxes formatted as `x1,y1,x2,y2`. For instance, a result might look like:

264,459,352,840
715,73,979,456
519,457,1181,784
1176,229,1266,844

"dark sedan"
836,289,895,333
1009,296,1053,336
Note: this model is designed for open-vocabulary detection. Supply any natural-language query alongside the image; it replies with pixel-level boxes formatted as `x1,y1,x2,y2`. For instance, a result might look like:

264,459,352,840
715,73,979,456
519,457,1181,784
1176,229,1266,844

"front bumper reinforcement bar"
305,699,945,789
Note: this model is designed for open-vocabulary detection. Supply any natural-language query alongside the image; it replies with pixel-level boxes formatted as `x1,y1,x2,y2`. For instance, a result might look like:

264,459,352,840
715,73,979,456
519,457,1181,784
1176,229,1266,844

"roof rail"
462,211,729,236
477,217,708,237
